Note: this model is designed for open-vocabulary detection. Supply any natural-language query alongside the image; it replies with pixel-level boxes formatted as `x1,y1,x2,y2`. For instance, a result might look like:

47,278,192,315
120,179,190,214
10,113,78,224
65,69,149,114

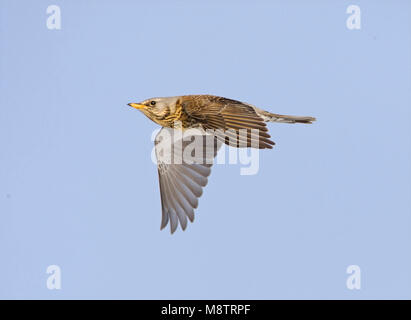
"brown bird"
128,95,315,233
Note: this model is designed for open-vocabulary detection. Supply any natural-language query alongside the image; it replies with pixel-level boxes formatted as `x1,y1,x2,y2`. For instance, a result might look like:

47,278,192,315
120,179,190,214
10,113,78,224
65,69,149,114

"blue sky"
1,0,410,299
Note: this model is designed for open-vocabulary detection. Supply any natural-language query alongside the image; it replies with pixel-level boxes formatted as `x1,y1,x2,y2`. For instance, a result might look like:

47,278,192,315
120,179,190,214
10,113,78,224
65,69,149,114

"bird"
128,94,316,233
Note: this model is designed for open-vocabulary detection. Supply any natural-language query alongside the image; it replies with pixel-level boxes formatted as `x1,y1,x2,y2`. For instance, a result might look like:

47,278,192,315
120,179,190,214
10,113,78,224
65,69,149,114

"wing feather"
182,95,275,149
155,127,221,233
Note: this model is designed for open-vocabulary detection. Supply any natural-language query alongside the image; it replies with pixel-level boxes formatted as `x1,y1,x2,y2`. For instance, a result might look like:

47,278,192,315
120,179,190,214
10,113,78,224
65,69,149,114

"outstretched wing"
154,127,222,233
181,95,275,149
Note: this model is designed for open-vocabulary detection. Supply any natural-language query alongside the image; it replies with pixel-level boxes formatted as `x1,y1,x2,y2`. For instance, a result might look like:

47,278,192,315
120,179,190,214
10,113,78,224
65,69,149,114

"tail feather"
256,109,316,124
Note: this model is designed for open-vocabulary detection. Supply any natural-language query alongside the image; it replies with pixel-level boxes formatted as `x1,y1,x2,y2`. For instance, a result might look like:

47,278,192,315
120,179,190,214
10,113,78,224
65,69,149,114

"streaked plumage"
128,94,316,233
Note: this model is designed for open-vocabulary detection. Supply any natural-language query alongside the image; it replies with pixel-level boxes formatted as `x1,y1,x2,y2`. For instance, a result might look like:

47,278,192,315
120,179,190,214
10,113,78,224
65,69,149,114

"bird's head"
128,97,179,125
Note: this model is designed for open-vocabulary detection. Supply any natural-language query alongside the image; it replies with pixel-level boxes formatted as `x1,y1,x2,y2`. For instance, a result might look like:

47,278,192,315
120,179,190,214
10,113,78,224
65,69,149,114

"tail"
256,109,316,124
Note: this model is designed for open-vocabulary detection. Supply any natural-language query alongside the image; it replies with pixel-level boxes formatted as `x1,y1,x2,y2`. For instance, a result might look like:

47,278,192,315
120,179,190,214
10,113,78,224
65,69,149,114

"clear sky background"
1,0,410,299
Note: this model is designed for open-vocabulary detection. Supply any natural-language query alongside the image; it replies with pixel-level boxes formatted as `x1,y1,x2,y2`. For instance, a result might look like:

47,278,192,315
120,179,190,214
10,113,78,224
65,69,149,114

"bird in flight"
128,95,315,233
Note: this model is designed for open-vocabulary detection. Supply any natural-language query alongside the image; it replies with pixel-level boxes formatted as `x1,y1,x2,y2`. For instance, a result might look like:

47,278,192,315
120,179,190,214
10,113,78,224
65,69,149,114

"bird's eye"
150,101,156,106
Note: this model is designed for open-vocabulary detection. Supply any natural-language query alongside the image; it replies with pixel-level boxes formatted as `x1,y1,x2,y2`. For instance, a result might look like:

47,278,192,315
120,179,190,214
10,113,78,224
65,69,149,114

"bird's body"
128,94,316,233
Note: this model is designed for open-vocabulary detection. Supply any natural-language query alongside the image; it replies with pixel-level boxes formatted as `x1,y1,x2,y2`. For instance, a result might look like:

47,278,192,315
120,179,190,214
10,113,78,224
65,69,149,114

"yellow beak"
128,103,146,110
